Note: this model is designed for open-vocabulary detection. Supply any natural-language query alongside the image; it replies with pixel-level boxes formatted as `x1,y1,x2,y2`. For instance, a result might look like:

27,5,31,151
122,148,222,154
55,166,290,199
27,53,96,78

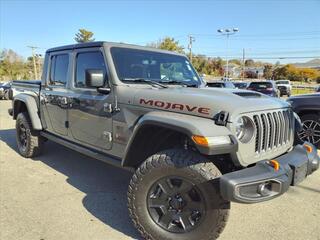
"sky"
0,0,319,64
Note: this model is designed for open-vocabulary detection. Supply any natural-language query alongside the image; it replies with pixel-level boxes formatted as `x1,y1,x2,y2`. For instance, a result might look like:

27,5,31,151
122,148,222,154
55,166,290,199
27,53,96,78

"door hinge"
103,103,120,113
103,131,112,142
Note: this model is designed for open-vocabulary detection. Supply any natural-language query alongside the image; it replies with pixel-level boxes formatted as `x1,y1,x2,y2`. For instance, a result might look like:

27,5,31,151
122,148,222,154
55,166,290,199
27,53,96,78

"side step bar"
40,131,134,172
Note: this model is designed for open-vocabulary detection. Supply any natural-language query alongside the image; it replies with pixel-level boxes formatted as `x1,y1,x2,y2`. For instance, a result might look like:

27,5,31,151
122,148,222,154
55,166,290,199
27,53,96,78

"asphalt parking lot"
0,100,319,240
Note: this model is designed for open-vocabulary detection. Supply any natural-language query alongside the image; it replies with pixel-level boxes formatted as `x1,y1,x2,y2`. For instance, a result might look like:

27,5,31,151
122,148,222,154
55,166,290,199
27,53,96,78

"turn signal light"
192,135,209,146
303,144,313,153
269,159,280,171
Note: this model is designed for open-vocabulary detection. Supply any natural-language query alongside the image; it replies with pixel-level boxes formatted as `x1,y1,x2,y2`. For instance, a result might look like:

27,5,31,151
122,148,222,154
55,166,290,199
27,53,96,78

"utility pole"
188,35,195,61
35,54,42,79
27,46,39,79
242,48,245,80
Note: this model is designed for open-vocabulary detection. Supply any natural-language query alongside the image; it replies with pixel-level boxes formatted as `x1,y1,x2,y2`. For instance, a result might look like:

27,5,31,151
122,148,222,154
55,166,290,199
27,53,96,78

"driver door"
68,48,113,150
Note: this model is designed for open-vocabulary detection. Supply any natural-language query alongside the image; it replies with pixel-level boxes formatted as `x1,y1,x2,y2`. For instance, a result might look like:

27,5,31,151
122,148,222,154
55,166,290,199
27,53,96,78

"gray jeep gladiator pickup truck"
9,42,319,240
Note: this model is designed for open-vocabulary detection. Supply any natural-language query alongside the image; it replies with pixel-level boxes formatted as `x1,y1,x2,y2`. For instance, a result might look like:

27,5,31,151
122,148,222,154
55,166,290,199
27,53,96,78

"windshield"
111,47,201,86
276,80,289,85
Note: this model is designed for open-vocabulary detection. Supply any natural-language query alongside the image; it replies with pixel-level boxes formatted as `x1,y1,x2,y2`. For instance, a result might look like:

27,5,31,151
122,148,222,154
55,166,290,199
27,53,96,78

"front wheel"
128,149,230,240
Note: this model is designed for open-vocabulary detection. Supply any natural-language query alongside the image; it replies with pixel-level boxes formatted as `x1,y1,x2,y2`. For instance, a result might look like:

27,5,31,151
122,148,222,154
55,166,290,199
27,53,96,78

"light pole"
217,28,239,79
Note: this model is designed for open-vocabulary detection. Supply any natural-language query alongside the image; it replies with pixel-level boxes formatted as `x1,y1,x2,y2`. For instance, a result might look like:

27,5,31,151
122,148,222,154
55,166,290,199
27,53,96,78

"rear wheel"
16,112,44,157
297,113,320,149
128,149,230,240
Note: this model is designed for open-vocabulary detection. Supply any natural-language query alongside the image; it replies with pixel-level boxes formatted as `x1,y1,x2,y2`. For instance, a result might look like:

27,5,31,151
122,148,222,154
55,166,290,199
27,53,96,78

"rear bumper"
220,143,319,203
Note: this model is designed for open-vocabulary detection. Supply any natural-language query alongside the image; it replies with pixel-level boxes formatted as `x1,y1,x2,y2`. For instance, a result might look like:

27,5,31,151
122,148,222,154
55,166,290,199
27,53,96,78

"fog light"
258,183,271,196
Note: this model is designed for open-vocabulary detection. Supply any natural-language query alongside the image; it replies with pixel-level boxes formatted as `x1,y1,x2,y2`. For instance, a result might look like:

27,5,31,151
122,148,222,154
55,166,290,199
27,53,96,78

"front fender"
123,111,237,165
13,94,42,130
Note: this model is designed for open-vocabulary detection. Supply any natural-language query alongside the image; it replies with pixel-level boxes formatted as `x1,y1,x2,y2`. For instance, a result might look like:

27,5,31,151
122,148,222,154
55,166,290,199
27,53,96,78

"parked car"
233,81,249,89
287,93,320,149
0,81,12,100
276,80,292,97
9,41,319,240
206,81,236,88
247,81,280,97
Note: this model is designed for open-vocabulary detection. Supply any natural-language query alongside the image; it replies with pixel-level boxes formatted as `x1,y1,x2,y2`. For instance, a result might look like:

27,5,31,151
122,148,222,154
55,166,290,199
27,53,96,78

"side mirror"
85,69,104,87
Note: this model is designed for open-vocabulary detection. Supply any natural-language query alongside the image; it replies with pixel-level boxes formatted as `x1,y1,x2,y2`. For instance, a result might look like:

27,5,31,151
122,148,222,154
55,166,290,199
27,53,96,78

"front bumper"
279,88,290,94
220,143,319,203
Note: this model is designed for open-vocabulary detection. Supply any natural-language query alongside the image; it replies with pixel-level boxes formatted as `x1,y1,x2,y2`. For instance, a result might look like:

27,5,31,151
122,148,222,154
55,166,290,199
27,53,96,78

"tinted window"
276,80,290,85
249,82,272,89
75,51,106,88
50,54,69,85
207,82,224,88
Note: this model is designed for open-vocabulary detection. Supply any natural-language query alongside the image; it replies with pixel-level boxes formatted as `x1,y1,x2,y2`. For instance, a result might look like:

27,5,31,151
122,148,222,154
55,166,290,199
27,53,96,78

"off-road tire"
128,149,230,240
16,112,44,157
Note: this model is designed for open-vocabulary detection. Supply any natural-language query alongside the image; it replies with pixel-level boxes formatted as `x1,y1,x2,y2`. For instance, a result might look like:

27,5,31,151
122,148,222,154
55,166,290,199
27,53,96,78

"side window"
75,51,107,88
50,54,69,85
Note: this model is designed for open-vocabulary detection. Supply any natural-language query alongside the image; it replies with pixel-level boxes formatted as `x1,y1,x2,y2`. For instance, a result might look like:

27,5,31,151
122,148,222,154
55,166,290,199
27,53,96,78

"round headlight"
235,116,255,143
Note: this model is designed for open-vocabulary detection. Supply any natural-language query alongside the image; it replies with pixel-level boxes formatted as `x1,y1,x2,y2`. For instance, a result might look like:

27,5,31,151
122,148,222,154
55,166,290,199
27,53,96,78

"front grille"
253,109,293,153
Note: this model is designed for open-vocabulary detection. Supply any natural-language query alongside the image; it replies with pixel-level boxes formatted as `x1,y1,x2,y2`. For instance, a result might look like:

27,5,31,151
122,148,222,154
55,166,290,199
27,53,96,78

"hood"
288,93,320,100
130,86,290,119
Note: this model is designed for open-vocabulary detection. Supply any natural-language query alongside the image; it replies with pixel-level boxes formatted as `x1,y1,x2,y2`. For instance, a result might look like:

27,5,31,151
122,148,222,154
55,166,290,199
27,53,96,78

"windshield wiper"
121,78,168,88
159,80,198,88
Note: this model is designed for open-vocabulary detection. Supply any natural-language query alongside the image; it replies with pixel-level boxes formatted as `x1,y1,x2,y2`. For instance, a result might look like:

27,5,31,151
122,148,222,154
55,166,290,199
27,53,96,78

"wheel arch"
13,94,42,130
121,111,235,168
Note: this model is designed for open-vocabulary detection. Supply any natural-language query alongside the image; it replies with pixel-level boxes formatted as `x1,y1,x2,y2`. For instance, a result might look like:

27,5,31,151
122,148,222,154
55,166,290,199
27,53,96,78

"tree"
0,49,26,80
263,64,273,79
245,59,255,67
229,59,241,65
74,29,95,43
244,70,258,79
149,37,184,54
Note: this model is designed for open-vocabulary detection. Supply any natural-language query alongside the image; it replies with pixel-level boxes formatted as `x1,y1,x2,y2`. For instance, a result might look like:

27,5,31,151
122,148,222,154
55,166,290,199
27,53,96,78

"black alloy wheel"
298,119,320,146
147,176,205,233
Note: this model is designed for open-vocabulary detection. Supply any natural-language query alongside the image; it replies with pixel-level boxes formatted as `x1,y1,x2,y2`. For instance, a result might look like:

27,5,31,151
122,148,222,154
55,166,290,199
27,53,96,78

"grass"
292,88,315,95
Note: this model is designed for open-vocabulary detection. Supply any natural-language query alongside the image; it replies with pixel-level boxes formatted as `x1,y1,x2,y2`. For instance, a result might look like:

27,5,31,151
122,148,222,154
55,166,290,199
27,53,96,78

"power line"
198,55,320,60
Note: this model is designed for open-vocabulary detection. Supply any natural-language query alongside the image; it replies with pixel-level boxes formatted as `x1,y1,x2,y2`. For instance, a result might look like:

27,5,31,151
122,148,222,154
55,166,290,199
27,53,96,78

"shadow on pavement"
0,128,17,151
296,185,320,193
0,128,140,239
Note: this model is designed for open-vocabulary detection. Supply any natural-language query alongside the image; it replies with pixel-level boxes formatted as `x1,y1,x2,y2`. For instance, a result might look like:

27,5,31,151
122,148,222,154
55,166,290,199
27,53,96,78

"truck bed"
11,80,41,99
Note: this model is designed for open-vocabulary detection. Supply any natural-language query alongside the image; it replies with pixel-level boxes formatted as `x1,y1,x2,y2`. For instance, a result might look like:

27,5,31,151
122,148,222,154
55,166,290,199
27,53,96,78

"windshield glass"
276,80,289,85
111,47,201,86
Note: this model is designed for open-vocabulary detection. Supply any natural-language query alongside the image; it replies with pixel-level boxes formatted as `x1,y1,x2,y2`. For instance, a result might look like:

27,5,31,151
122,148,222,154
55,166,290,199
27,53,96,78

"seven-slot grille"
253,109,293,153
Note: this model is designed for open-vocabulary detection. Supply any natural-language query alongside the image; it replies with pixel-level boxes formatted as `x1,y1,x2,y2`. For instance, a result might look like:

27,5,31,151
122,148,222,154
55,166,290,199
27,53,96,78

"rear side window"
249,82,272,89
75,51,107,88
50,54,69,85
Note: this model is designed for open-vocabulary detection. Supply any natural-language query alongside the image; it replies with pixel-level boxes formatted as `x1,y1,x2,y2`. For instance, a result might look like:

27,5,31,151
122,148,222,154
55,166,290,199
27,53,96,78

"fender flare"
13,94,42,130
122,111,237,166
